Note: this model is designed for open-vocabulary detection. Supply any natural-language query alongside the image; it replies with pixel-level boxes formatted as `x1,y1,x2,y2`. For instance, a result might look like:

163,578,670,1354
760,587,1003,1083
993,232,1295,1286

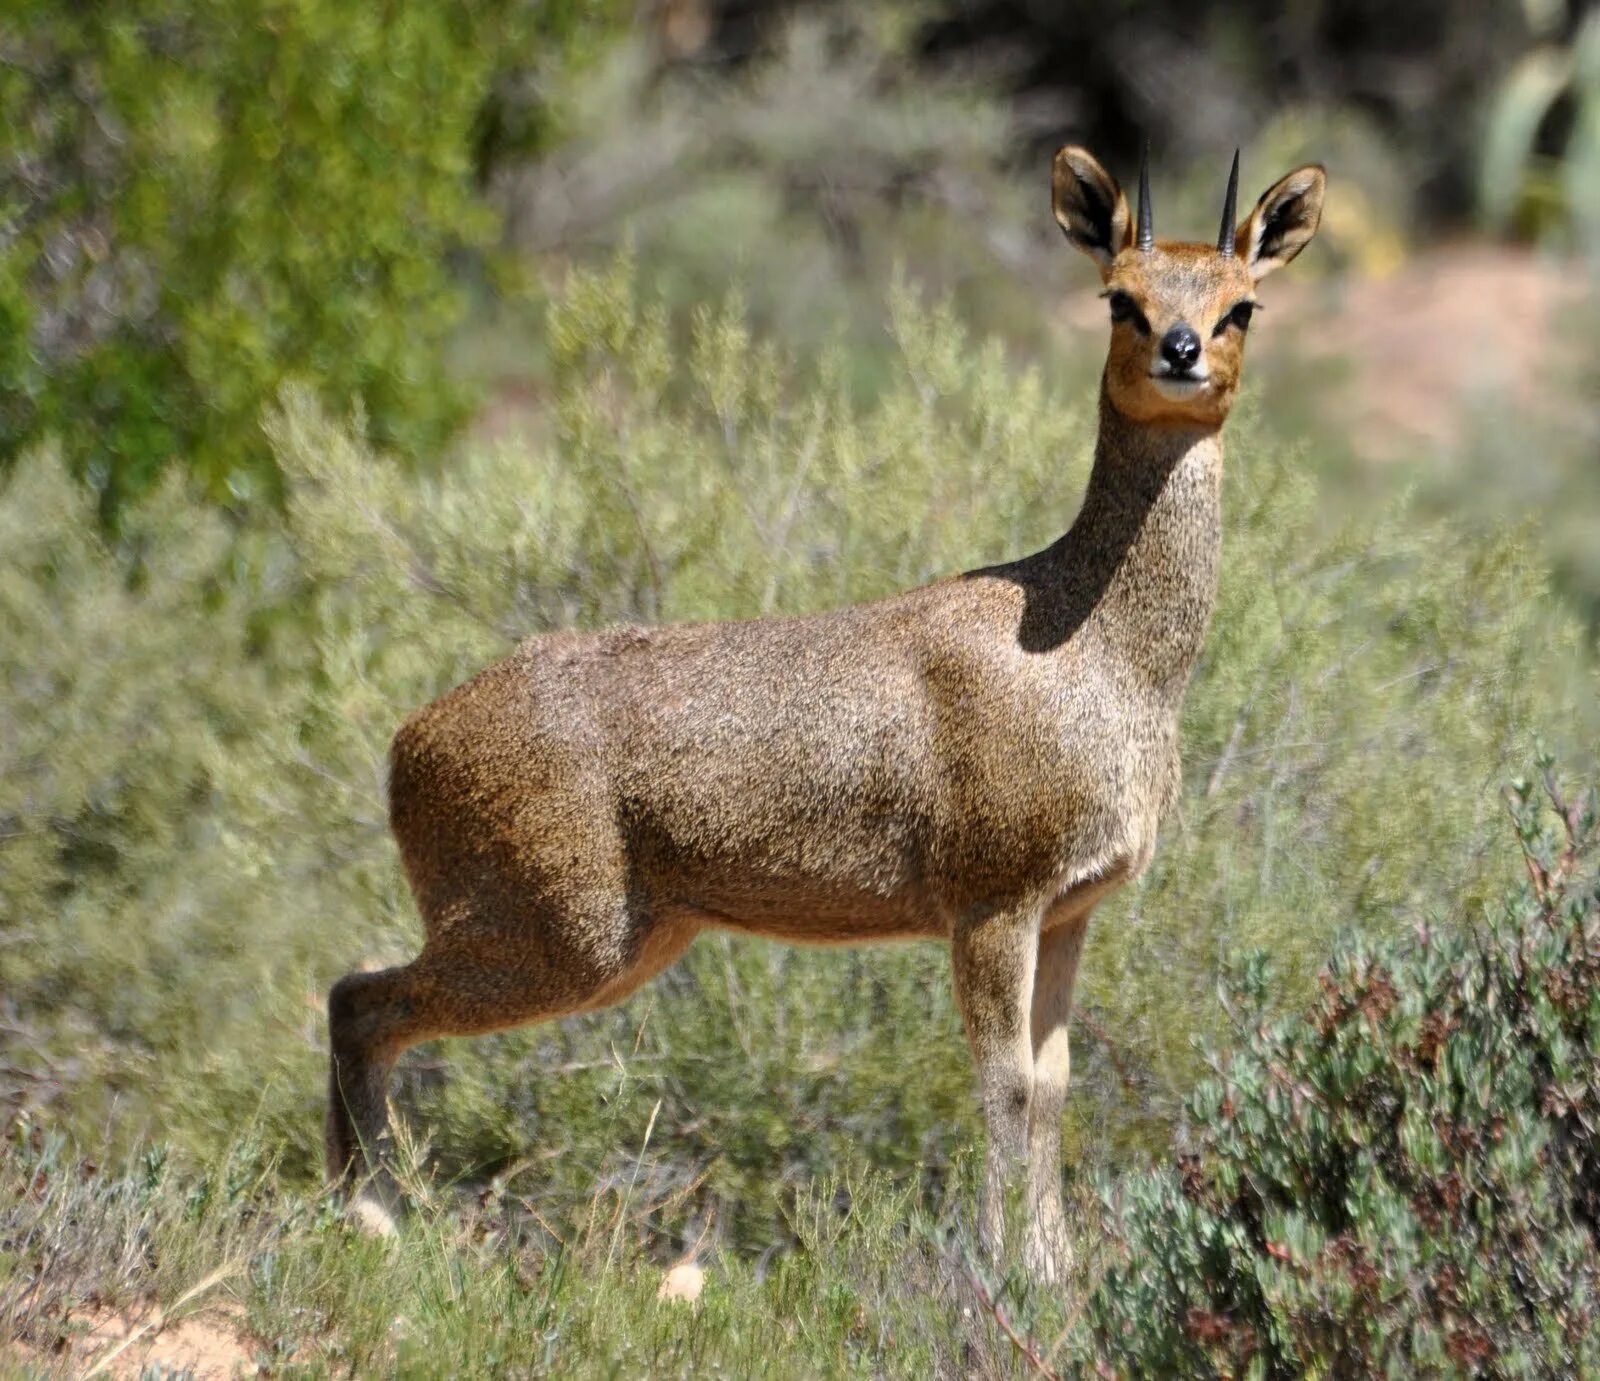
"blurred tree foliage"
489,13,1042,393
0,0,623,511
1482,6,1600,262
697,0,1587,224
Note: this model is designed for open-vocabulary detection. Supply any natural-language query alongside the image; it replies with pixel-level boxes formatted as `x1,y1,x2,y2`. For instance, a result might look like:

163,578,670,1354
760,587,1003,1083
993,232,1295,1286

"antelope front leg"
1025,912,1091,1283
951,903,1041,1263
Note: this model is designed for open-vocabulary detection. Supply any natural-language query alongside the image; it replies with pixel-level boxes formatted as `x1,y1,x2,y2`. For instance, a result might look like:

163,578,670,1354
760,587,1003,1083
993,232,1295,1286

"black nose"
1160,323,1202,371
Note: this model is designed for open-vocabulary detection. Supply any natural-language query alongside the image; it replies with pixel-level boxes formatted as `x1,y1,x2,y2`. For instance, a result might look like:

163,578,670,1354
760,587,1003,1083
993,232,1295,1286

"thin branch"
1074,1010,1145,1100
760,424,823,615
960,1254,1062,1381
1204,715,1247,798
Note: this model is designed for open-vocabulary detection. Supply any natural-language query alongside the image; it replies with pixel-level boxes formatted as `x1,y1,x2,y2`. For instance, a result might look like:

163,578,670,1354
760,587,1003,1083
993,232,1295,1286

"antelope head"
1052,143,1326,428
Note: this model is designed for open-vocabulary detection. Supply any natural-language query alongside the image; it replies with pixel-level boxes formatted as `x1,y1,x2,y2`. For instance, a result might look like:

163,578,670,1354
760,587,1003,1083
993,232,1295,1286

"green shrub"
505,14,1038,382
0,262,1592,1254
0,1,622,508
1081,765,1600,1377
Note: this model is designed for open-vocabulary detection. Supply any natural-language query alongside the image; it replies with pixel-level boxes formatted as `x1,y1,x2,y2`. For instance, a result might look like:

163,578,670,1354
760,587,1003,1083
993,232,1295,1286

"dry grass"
0,1123,1109,1379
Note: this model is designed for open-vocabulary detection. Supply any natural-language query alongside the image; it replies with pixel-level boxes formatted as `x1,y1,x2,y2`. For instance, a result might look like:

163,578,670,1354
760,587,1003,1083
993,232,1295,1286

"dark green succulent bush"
1083,764,1600,1378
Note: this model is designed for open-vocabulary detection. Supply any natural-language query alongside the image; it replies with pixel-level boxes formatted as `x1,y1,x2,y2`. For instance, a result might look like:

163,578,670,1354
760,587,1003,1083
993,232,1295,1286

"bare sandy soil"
9,1300,257,1379
1272,244,1590,461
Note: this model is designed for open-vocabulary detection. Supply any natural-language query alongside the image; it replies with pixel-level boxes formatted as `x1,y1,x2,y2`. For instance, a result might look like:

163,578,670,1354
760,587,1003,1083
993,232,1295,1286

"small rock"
657,1261,705,1303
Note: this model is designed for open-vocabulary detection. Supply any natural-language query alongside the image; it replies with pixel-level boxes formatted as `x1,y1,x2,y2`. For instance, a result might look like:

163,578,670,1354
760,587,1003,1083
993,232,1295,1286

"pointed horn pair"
1138,144,1240,254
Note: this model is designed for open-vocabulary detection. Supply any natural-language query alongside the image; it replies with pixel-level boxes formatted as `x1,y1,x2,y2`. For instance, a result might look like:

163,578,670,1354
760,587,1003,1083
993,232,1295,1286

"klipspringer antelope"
326,144,1326,1280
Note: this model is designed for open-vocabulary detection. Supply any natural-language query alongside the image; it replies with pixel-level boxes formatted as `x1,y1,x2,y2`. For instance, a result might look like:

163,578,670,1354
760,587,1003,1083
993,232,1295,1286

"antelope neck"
1039,389,1225,698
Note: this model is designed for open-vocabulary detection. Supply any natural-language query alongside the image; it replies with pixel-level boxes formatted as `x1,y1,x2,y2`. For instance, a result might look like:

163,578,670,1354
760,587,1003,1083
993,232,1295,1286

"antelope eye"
1106,290,1151,335
1214,300,1256,336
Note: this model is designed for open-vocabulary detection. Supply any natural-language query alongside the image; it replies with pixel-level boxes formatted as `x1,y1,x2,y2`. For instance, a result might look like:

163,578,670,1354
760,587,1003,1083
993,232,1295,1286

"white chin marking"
1150,375,1208,400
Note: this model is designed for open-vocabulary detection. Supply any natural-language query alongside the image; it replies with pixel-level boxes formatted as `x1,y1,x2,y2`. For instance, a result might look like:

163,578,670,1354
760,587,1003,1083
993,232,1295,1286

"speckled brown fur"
327,146,1326,1277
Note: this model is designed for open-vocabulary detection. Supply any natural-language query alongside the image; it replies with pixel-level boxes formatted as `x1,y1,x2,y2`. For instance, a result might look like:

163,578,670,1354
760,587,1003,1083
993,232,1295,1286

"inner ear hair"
1260,180,1316,248
1243,164,1326,277
1074,178,1116,249
1051,146,1129,271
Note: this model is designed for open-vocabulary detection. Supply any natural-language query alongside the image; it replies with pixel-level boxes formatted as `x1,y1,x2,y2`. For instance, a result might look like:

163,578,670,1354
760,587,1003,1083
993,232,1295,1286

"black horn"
1217,148,1240,256
1137,139,1154,251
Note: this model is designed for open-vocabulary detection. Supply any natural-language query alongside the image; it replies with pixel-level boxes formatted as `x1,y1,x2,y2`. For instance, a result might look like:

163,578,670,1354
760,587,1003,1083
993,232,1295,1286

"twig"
605,1098,661,1272
1073,1010,1144,1099
621,484,668,619
1204,714,1246,798
760,424,822,615
961,1255,1062,1381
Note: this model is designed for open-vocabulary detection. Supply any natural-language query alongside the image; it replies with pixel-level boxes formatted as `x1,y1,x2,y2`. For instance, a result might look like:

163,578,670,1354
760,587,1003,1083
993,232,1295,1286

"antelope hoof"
347,1189,402,1239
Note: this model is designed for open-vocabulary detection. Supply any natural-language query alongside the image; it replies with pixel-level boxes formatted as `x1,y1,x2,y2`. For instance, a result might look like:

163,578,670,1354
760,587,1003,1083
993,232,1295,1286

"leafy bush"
1082,766,1600,1377
0,1,622,508
0,262,1591,1255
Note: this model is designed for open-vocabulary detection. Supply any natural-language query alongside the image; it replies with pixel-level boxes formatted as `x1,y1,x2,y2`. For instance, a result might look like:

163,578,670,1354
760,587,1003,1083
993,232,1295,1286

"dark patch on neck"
964,387,1224,663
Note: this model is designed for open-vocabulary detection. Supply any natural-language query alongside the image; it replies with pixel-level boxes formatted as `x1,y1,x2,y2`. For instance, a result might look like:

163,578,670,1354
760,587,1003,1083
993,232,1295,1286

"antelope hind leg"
326,963,432,1233
326,912,702,1232
325,946,570,1231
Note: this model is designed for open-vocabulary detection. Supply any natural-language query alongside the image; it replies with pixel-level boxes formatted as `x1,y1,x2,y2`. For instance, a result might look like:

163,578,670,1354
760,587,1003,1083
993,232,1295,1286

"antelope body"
327,145,1326,1278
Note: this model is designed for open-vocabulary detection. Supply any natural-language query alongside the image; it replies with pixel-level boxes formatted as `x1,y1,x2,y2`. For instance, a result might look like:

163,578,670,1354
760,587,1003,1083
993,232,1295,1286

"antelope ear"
1238,164,1326,281
1052,145,1132,278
